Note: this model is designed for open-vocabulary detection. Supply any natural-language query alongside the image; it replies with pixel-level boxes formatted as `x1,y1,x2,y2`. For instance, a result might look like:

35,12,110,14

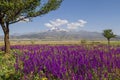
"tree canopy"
0,0,62,24
103,29,116,40
103,29,116,45
0,0,63,53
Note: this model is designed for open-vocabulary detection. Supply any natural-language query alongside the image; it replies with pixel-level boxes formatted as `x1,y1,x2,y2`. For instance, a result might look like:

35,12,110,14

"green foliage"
0,0,63,53
31,40,35,44
0,0,63,24
81,39,87,44
103,29,116,41
0,51,20,80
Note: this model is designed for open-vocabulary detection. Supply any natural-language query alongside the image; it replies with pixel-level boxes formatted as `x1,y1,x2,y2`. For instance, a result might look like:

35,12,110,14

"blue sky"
0,0,120,35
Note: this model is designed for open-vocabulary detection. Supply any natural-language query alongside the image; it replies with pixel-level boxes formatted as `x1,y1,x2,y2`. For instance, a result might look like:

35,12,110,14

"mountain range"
2,30,117,41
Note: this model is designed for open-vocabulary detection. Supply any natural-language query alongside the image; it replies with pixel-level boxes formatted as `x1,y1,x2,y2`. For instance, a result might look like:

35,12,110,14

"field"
0,40,120,45
0,41,120,80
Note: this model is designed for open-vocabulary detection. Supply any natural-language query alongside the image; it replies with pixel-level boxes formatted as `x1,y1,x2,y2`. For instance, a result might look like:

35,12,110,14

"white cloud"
44,23,53,28
50,19,68,27
78,20,87,24
44,18,68,31
44,19,87,31
67,20,87,29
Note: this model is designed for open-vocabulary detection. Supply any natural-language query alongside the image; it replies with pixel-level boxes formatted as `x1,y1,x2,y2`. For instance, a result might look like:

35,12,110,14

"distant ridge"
0,30,119,41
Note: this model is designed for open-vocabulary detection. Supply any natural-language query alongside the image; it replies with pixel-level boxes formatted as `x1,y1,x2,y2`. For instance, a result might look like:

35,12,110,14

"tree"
0,0,63,53
103,29,116,46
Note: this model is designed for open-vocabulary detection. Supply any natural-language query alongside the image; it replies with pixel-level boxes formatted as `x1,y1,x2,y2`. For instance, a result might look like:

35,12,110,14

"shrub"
0,51,20,80
81,40,87,44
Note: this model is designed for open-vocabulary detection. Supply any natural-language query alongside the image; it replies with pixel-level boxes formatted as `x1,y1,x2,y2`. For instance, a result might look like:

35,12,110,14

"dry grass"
0,40,120,46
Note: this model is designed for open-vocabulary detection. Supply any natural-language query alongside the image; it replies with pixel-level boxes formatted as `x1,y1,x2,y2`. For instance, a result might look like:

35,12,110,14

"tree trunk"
0,22,10,54
4,30,10,53
107,39,110,52
108,39,110,46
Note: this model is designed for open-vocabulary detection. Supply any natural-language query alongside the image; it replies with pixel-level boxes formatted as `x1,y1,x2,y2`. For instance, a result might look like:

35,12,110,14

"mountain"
1,30,119,41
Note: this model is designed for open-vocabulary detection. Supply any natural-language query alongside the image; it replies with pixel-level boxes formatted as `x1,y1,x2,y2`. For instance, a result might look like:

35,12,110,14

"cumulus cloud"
44,19,87,31
67,20,87,29
44,19,68,30
44,23,53,28
50,19,68,27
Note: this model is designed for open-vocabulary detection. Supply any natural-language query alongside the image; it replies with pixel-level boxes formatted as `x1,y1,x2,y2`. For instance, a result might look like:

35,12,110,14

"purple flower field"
9,44,120,79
